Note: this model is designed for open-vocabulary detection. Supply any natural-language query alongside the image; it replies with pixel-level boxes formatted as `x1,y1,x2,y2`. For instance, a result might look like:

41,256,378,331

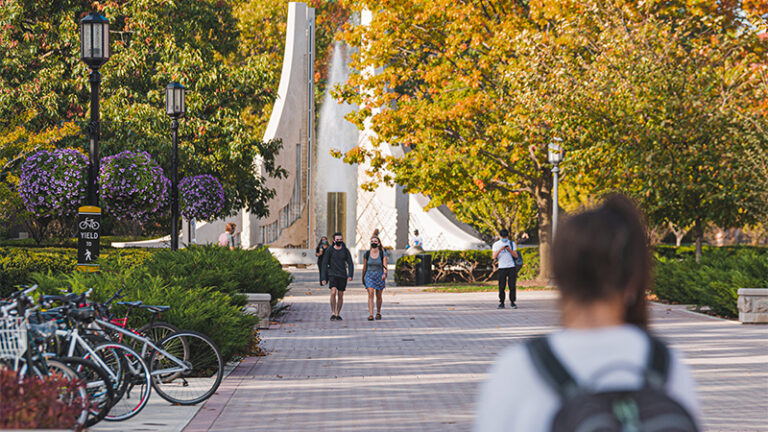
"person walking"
473,194,700,432
492,229,518,309
320,232,354,321
315,236,329,284
411,229,423,248
362,235,388,321
218,222,237,251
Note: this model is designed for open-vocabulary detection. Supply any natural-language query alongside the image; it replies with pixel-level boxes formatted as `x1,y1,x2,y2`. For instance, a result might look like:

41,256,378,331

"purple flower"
100,150,170,222
179,175,225,221
19,149,87,218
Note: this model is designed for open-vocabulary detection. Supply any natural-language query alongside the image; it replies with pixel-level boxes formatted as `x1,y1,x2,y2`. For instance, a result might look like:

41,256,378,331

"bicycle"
39,291,152,422
0,286,95,427
96,288,183,355
87,288,223,405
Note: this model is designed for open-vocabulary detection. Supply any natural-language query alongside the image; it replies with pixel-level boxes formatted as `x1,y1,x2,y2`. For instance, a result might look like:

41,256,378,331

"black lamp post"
165,82,185,251
80,12,110,206
547,138,564,240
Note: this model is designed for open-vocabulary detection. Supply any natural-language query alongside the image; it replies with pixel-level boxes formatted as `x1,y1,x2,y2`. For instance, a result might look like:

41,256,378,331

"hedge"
2,245,293,361
32,268,256,363
0,247,153,297
652,247,768,318
141,245,292,305
395,247,540,286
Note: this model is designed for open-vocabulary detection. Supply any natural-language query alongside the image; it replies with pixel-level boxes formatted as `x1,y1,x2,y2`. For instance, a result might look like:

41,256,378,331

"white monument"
121,3,485,261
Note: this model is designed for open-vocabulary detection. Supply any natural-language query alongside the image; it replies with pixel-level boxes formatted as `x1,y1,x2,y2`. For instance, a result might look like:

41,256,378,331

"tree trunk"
668,222,688,247
694,219,703,263
534,182,553,283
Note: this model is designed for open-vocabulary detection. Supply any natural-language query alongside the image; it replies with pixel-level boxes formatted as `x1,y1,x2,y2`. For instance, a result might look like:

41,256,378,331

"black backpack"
526,335,698,432
513,247,524,267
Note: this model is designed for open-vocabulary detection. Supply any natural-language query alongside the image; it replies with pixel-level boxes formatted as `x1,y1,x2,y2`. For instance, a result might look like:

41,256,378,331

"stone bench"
737,288,768,324
244,293,272,329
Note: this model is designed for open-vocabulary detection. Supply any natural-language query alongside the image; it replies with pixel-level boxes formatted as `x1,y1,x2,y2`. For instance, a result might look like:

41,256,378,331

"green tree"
336,0,602,279
570,3,768,261
0,0,286,228
336,0,767,277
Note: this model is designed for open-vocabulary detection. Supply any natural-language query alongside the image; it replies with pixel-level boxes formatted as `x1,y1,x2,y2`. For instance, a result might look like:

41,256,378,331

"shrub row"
0,247,153,297
2,245,293,361
652,247,768,318
395,247,540,286
142,246,291,305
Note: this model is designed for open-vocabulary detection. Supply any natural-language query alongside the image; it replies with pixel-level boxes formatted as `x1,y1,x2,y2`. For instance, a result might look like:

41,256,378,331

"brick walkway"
185,269,768,432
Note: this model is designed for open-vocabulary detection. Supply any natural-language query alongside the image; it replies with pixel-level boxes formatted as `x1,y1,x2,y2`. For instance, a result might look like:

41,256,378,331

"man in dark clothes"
320,232,354,321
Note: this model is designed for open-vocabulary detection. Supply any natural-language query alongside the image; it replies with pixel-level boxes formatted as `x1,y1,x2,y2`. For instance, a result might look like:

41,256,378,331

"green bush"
141,245,292,304
653,247,768,317
0,247,153,297
32,268,256,363
0,248,75,297
395,247,540,286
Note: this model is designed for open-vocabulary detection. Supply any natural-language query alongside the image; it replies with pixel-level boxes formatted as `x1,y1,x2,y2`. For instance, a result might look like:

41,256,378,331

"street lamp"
76,13,109,272
165,82,185,251
548,138,564,240
80,12,110,206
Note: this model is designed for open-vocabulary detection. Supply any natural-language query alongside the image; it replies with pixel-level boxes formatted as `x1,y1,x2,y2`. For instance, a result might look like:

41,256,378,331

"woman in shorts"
362,235,387,321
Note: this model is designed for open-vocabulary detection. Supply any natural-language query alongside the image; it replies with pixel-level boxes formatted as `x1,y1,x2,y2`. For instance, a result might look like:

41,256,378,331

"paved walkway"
182,269,767,432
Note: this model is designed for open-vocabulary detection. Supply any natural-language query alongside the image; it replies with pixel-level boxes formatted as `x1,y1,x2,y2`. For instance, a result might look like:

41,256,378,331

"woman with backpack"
473,194,700,432
362,235,387,321
218,222,236,250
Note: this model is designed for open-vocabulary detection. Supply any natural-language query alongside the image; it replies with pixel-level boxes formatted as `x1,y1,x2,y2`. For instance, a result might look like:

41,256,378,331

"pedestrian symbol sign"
77,206,101,272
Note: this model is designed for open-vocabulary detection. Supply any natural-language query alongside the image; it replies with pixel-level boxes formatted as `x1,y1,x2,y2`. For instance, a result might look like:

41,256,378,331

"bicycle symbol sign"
79,217,100,231
77,206,101,272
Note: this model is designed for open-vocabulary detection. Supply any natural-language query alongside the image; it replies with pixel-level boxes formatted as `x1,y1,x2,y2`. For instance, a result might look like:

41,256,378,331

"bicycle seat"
140,305,170,313
117,300,143,307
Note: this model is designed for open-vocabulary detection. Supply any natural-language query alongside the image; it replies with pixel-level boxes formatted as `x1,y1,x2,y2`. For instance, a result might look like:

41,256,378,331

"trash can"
415,254,432,285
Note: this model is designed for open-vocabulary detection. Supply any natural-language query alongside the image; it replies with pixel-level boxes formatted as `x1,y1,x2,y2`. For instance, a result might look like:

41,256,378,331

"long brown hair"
551,194,651,328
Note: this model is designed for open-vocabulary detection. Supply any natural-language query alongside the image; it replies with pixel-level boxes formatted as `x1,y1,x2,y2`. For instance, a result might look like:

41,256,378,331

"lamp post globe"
80,13,110,70
166,82,186,250
165,82,186,118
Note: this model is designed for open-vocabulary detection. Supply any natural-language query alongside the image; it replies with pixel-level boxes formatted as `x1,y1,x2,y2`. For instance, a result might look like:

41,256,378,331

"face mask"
334,240,343,246
321,240,327,245
371,243,379,248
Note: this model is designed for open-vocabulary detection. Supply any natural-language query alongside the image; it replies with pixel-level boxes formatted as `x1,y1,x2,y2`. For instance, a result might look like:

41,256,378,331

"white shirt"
492,239,517,269
413,235,424,247
473,325,700,432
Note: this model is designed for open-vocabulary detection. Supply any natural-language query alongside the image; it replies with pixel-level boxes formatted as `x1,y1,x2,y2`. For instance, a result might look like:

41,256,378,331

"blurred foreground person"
473,194,700,432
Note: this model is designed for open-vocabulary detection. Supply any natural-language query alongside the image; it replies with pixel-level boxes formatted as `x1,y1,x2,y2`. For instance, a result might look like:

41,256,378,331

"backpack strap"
526,337,579,400
645,335,670,390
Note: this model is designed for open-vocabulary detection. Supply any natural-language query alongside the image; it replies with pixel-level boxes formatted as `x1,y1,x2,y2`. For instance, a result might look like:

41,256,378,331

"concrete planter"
737,288,768,324
244,293,272,329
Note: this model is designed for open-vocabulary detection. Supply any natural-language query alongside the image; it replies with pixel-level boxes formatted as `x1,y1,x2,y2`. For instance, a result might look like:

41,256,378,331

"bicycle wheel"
85,342,151,422
46,359,89,428
138,321,181,345
51,356,115,427
149,330,223,405
136,321,188,380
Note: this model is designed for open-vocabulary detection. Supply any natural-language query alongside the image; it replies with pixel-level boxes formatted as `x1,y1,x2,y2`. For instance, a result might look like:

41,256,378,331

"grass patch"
425,284,551,293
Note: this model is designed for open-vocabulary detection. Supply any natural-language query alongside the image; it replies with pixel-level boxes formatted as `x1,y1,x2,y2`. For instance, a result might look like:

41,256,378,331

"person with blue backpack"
474,194,700,432
492,229,520,309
